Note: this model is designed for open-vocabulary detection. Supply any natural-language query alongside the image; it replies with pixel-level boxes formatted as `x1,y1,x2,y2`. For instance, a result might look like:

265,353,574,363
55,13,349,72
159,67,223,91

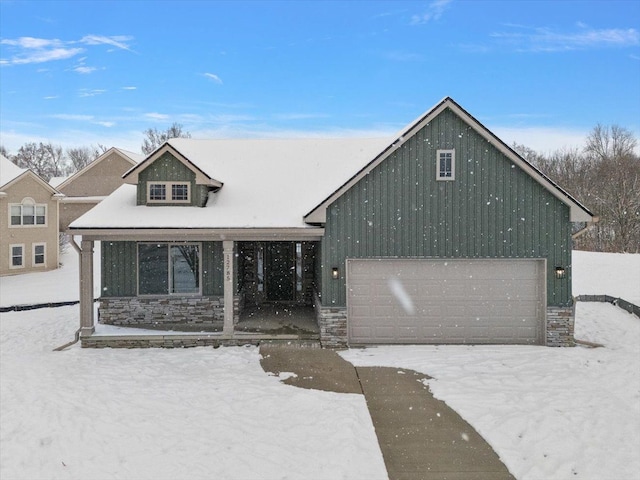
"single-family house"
50,148,143,230
68,97,595,348
0,154,63,276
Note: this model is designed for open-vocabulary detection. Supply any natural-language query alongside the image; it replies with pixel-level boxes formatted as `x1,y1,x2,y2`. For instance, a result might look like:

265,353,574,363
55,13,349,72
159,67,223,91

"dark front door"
266,242,295,301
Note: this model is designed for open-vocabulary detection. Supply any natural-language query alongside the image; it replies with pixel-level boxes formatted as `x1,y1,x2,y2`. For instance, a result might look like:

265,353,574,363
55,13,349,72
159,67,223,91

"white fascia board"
304,97,594,224
2,170,61,196
122,143,223,188
56,147,138,191
59,196,107,204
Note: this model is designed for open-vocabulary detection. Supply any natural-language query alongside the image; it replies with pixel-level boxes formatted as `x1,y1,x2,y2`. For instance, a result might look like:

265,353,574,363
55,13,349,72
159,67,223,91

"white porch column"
223,240,235,335
79,239,95,337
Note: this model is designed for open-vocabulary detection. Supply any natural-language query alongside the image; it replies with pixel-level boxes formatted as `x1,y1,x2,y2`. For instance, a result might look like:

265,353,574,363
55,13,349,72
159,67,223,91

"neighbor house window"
33,243,46,266
436,149,455,181
147,182,191,204
10,244,24,269
138,243,201,295
10,199,47,226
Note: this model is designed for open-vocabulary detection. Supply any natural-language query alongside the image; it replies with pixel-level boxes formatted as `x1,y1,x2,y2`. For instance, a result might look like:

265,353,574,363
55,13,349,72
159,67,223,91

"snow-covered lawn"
0,306,386,480
1,250,639,480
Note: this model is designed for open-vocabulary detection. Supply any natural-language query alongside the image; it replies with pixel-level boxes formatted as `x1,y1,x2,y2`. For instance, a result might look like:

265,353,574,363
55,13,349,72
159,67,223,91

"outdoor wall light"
332,267,340,279
555,266,566,279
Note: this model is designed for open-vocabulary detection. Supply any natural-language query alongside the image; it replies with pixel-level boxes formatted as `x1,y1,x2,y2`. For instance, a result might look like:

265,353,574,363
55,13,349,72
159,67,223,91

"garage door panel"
347,259,544,345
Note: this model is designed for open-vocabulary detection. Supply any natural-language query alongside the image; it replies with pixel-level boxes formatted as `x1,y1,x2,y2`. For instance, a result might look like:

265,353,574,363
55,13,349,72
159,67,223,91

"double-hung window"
33,243,46,266
147,182,191,204
436,149,455,181
10,199,46,226
138,243,201,295
10,245,24,269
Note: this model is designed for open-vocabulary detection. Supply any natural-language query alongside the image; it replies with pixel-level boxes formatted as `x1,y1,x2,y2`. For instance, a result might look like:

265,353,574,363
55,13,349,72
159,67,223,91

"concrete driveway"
260,344,514,480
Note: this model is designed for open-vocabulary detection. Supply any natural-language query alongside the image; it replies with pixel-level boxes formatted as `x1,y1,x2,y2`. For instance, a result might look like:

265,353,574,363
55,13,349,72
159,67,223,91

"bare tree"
0,145,8,158
585,124,637,162
12,142,71,181
141,122,191,155
66,145,103,172
514,126,639,253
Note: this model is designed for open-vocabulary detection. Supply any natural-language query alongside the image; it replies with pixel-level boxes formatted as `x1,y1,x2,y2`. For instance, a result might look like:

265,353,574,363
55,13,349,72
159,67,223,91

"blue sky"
1,0,639,155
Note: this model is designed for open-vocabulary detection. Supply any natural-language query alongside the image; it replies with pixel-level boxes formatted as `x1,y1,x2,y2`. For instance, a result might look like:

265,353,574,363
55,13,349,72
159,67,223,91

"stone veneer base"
99,296,241,330
546,305,575,347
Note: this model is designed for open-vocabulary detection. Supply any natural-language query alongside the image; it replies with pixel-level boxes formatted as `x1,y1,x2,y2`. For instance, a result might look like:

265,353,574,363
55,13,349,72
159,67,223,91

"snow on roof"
70,137,390,229
114,148,145,164
0,154,27,188
49,176,68,188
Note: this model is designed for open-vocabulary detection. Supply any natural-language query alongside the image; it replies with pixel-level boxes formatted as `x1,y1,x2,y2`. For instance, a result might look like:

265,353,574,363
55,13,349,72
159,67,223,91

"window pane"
138,244,168,294
34,244,45,264
35,206,46,224
439,152,452,177
149,184,166,201
172,184,189,201
22,205,35,224
11,246,23,266
170,245,199,293
11,206,21,225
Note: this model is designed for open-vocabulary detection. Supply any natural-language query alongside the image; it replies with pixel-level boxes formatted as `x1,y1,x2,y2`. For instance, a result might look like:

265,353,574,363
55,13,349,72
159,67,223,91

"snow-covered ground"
1,250,639,480
0,306,386,480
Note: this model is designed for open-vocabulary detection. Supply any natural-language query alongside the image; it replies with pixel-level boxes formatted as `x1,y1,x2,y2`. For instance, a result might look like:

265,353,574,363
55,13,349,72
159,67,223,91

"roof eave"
304,96,595,225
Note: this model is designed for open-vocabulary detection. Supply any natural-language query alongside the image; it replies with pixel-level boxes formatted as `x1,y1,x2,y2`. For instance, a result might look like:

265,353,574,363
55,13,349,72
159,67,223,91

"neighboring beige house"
0,154,62,276
51,148,143,230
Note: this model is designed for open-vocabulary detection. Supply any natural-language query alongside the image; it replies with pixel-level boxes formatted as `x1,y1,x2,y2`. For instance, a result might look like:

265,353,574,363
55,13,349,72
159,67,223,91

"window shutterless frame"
436,149,455,181
9,244,24,269
136,242,202,296
8,200,47,227
146,182,191,204
32,243,46,267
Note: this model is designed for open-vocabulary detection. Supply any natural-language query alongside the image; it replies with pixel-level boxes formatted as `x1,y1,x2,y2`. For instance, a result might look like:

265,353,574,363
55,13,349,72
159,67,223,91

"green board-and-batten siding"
321,107,572,308
101,241,224,297
136,153,209,207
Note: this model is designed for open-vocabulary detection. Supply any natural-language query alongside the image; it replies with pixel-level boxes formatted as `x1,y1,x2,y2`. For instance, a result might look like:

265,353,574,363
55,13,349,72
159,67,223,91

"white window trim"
136,242,202,296
32,242,46,267
8,199,48,227
146,181,191,204
9,244,25,269
436,149,455,181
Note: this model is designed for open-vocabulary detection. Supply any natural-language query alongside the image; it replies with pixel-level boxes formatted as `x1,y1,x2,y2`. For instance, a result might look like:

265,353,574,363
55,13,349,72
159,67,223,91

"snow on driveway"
0,307,387,480
342,302,640,480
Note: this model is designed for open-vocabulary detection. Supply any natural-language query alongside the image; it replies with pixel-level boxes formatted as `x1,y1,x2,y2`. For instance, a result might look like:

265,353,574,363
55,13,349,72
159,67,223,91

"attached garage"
347,258,546,345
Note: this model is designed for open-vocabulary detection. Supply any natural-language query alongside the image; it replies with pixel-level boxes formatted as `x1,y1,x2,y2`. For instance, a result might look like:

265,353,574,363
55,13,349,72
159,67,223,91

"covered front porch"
72,231,323,347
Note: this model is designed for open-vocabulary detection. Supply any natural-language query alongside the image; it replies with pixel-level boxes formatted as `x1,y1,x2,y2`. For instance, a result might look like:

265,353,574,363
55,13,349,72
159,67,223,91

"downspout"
53,237,82,351
572,216,600,240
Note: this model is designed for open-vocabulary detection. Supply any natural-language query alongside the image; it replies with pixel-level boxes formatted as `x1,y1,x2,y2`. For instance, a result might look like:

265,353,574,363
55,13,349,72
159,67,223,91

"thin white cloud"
51,114,94,121
272,113,330,121
145,112,170,121
78,89,107,98
493,126,589,155
80,35,133,51
204,73,223,84
410,0,452,25
95,121,115,127
122,86,137,90
43,96,59,100
74,66,97,74
0,34,134,66
491,26,639,52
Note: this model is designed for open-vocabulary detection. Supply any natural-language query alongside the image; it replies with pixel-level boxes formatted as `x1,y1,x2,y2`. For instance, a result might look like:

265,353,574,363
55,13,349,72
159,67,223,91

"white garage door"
347,258,545,345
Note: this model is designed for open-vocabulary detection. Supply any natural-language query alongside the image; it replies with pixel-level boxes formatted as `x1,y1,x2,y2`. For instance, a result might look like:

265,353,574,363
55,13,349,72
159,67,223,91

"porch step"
256,339,322,349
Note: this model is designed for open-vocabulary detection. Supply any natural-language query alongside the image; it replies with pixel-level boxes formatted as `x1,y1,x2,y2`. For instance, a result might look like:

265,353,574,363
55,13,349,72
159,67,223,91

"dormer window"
147,182,191,204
